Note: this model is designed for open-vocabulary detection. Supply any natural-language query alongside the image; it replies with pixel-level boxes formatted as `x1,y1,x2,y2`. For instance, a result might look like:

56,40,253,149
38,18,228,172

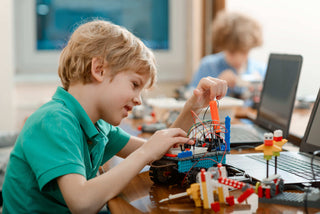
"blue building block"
225,116,231,152
178,150,193,158
216,145,225,151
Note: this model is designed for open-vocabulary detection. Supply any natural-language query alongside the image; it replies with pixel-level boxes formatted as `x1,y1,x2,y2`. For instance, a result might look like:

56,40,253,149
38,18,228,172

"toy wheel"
149,165,179,185
278,179,285,193
269,183,276,197
186,167,202,185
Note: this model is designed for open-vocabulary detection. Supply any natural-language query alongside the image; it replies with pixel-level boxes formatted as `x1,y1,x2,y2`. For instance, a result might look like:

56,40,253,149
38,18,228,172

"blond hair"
212,11,263,53
58,20,157,90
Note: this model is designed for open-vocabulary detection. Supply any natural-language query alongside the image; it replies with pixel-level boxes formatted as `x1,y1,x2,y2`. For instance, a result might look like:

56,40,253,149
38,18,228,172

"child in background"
3,20,227,213
190,11,265,99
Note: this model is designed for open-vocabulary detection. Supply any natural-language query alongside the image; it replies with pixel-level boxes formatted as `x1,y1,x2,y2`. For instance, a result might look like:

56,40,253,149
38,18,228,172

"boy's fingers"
161,128,187,137
197,77,227,100
217,82,228,100
185,138,195,145
171,137,194,145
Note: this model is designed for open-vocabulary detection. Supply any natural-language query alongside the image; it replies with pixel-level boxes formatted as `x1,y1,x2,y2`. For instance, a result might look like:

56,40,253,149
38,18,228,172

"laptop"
230,53,303,146
227,88,320,185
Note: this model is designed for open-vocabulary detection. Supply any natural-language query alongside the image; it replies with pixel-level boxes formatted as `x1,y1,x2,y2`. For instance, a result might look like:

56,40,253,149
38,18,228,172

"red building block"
211,202,220,212
258,186,263,198
237,188,255,203
226,196,235,206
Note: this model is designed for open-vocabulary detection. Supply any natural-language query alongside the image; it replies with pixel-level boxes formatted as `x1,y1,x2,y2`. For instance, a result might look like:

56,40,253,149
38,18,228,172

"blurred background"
0,0,320,131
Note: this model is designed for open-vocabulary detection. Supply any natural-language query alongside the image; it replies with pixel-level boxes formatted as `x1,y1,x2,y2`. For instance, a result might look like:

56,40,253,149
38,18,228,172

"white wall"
0,0,14,131
227,0,320,98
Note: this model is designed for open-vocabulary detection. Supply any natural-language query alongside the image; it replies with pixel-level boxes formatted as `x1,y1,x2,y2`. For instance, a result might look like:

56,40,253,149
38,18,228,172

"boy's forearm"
59,149,149,213
116,136,146,158
93,148,149,200
170,99,198,132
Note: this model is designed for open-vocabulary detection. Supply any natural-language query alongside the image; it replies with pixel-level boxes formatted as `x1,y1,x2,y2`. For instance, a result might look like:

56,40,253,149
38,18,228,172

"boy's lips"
124,105,132,112
122,106,132,118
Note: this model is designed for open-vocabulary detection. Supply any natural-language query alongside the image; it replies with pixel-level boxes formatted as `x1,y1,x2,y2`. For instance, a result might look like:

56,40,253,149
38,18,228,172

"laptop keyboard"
247,153,320,181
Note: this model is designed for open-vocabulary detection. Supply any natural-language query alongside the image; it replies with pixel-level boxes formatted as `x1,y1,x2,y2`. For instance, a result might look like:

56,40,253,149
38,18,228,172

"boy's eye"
132,82,139,88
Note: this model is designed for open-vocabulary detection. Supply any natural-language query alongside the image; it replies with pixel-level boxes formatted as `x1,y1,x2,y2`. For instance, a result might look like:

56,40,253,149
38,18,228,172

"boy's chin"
103,114,127,126
110,118,125,126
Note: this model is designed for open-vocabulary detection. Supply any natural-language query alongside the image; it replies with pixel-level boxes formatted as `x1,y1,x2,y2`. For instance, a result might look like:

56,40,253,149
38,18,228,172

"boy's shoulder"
17,99,81,146
27,99,79,128
39,99,72,115
201,52,225,64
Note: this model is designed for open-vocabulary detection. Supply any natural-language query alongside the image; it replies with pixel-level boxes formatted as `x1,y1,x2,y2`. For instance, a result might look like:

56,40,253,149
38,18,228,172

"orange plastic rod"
209,100,220,131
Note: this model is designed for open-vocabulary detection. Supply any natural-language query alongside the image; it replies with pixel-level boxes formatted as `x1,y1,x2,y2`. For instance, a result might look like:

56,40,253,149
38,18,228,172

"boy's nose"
133,95,142,105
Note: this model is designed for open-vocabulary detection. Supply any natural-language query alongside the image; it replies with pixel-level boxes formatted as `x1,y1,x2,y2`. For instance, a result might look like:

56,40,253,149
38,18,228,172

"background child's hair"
58,20,157,90
211,11,263,53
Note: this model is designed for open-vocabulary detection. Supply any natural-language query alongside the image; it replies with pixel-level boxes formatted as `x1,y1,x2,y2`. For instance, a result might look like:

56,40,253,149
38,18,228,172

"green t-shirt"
2,87,130,213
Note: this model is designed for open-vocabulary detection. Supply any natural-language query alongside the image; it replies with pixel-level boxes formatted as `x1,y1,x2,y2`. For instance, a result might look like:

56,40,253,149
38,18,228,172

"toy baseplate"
259,192,320,208
163,150,227,173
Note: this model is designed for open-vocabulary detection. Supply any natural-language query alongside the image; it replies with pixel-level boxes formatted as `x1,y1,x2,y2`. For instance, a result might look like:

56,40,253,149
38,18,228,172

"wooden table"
106,106,320,213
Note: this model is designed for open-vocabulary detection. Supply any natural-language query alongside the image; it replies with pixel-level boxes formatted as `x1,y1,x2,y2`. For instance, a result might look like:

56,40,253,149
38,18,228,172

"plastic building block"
265,188,271,199
211,202,220,212
205,170,215,206
186,183,202,207
237,188,255,203
258,185,263,198
158,192,188,203
255,133,281,157
307,187,320,201
273,130,287,157
209,100,220,131
200,169,210,209
273,130,283,142
178,150,192,158
225,116,231,152
218,177,245,189
242,183,251,192
226,196,235,206
164,153,177,157
218,186,225,203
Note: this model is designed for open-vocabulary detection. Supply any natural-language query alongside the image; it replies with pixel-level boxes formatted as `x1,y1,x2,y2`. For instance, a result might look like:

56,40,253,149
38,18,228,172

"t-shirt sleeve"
102,124,130,163
23,111,86,191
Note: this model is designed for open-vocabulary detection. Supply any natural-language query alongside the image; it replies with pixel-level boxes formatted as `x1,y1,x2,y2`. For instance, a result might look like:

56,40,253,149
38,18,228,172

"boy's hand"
186,77,227,113
140,128,194,163
218,69,237,88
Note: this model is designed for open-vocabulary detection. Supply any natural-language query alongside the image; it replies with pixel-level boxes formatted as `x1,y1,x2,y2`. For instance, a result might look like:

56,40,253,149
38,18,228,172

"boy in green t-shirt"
3,20,227,213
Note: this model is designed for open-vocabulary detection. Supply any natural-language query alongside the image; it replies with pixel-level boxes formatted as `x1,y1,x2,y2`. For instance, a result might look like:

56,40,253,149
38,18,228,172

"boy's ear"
91,57,106,82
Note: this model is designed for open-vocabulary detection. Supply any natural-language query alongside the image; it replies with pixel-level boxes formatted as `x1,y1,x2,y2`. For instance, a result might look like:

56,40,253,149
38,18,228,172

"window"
36,0,169,50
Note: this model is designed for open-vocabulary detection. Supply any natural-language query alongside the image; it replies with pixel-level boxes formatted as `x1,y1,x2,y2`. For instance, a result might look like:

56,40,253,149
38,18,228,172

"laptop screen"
301,88,320,153
256,54,303,138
